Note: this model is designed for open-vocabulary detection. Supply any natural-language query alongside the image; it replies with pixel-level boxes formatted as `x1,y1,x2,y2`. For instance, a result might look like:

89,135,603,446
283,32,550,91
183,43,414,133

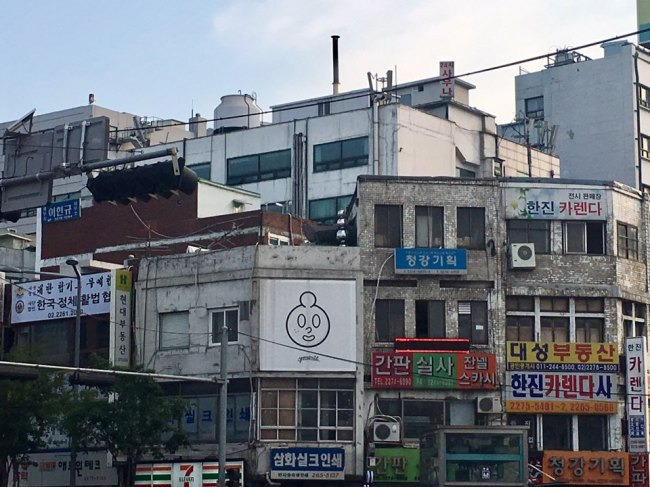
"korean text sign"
630,453,650,487
394,248,467,275
505,371,617,414
372,351,496,390
372,447,420,483
42,198,81,224
439,61,454,98
270,448,345,481
542,451,628,485
505,187,607,220
109,269,131,367
626,337,650,452
506,341,618,373
11,272,111,324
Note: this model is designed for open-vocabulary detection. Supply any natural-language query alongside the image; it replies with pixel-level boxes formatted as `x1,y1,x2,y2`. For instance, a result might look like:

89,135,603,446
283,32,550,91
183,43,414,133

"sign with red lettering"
372,352,496,390
505,187,607,220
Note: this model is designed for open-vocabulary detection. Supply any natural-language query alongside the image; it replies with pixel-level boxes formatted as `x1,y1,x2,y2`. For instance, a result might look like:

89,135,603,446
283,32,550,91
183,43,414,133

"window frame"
376,398,445,440
563,221,605,255
415,300,446,338
159,311,190,350
374,204,402,248
617,222,639,260
259,378,355,442
507,220,551,254
309,194,353,224
313,136,369,173
415,206,444,248
458,301,488,345
642,134,650,159
209,307,239,346
226,149,291,185
375,299,405,342
525,96,544,120
188,161,212,180
640,85,650,109
456,207,485,250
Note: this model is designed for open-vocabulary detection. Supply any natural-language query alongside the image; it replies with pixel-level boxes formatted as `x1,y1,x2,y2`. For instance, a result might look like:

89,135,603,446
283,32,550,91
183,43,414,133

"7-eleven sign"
176,464,201,487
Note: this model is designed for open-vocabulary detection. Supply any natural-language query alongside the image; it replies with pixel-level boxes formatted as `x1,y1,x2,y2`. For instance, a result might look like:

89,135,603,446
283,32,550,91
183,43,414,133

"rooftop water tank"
214,94,262,132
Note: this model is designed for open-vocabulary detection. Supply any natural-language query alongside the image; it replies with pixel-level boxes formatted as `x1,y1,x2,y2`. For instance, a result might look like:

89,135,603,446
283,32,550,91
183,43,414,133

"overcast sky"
0,0,637,126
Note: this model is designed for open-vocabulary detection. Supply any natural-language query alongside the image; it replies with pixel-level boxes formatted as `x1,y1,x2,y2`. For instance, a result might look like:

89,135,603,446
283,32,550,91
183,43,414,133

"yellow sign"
114,268,132,292
543,450,628,485
506,400,617,415
506,341,618,372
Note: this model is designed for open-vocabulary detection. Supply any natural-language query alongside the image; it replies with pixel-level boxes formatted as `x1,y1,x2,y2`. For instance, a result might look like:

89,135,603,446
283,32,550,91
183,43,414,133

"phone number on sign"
506,400,617,414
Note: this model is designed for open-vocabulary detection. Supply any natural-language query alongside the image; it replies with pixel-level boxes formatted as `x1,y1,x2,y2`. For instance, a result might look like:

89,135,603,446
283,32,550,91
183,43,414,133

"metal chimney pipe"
332,35,340,95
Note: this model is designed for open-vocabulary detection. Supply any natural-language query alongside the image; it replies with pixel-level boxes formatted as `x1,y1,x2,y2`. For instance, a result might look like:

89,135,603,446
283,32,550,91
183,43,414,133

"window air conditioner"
508,243,536,269
476,395,502,414
372,420,401,443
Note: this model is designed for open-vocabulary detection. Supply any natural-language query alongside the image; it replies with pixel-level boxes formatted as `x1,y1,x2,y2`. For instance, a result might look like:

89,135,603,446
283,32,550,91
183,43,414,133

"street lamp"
0,263,83,487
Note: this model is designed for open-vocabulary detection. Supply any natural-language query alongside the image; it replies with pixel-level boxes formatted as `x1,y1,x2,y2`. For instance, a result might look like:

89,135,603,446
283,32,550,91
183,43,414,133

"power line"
5,25,650,153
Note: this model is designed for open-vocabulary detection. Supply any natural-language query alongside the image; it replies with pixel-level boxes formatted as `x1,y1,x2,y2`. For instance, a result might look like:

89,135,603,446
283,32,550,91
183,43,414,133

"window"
623,300,646,337
415,206,444,248
318,102,331,116
457,207,485,250
52,191,81,203
506,297,535,341
578,415,607,450
268,234,290,246
159,311,189,349
642,134,650,159
227,149,291,185
540,317,569,342
456,167,476,178
210,307,239,345
416,300,445,338
563,221,605,254
374,205,402,248
313,137,369,172
507,220,550,254
309,195,353,224
377,398,445,439
542,415,572,450
260,378,354,442
641,85,650,108
618,222,638,259
575,317,603,342
458,301,488,345
181,394,253,442
188,162,211,180
525,96,544,119
375,300,405,342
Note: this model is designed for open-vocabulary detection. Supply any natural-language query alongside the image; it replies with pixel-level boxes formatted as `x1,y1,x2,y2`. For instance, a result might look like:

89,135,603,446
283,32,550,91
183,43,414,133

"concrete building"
349,175,648,484
134,245,364,485
499,41,650,189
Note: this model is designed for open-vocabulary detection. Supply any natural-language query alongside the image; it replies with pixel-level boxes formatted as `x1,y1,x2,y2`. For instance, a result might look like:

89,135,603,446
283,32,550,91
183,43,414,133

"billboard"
135,462,244,487
11,272,112,324
259,279,356,372
109,269,132,367
504,187,607,220
372,351,497,390
626,337,650,452
542,451,628,485
270,448,345,481
15,451,116,487
506,341,618,372
394,248,466,275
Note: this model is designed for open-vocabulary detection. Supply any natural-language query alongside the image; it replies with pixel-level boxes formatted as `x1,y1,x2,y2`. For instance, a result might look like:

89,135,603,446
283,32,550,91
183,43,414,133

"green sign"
372,447,420,483
413,353,456,389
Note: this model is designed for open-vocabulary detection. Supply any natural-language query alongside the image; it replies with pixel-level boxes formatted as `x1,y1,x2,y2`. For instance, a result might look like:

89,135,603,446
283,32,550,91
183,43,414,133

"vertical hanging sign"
109,269,132,368
440,61,455,98
626,337,650,452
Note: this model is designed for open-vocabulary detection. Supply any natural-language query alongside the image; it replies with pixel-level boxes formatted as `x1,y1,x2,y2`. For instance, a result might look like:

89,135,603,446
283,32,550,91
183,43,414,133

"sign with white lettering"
270,448,345,481
505,187,607,220
626,337,650,452
394,248,466,275
42,198,81,224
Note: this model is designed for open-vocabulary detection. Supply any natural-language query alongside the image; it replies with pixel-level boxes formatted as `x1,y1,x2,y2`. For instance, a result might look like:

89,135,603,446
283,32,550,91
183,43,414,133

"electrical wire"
6,26,650,153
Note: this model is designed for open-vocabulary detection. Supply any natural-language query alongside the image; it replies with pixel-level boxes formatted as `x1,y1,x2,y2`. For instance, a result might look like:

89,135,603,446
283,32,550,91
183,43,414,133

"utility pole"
68,259,82,487
219,323,229,487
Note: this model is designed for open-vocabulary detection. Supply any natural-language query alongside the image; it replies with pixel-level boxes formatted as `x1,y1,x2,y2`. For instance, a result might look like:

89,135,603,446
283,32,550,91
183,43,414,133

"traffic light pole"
0,147,178,189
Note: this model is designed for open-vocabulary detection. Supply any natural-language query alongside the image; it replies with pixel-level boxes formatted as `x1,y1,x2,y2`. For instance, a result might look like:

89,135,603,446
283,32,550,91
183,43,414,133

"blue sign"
42,199,81,224
270,447,345,481
394,248,467,275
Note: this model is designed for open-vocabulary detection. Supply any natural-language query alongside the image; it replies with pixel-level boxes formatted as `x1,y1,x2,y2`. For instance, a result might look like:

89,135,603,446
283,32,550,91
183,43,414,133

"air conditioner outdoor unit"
476,396,502,414
373,421,401,443
508,243,536,269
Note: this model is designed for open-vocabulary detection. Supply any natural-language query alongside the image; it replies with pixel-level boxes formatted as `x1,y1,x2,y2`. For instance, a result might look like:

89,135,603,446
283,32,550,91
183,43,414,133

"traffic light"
225,468,241,487
87,157,198,205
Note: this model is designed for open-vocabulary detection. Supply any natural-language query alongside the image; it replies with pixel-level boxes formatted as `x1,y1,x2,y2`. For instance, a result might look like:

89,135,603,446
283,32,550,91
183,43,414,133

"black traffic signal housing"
225,467,241,487
87,157,198,205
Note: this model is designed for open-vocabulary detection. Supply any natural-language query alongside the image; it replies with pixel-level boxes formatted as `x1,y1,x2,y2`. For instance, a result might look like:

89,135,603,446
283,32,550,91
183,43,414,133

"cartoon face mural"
285,291,331,348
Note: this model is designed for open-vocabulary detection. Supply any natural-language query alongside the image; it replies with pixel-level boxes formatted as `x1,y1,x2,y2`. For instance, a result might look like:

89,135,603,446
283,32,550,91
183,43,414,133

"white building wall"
515,42,640,187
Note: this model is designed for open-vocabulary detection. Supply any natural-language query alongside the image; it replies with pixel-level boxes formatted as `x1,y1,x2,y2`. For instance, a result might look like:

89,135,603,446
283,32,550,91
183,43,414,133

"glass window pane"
543,414,572,450
299,408,317,427
375,205,402,248
228,155,258,179
338,409,353,427
278,409,295,426
299,390,318,408
299,429,318,441
565,222,586,253
320,410,336,427
159,312,189,349
260,150,291,172
188,162,211,180
337,429,353,441
315,141,341,164
261,391,277,408
586,222,605,254
278,429,296,440
338,391,354,409
261,409,277,426
578,415,607,450
320,391,336,408
278,390,295,408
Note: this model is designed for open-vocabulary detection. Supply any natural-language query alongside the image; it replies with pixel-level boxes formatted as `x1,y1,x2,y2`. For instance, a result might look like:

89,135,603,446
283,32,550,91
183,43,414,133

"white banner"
15,451,117,486
259,279,356,372
11,272,111,324
504,187,607,220
627,336,650,452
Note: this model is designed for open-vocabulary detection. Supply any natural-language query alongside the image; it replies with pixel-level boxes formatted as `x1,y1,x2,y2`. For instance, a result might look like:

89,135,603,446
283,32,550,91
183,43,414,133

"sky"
0,0,638,126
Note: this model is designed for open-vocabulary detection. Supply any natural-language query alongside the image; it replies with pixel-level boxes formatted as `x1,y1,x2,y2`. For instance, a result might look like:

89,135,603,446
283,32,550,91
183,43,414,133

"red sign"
371,351,496,390
630,453,650,487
